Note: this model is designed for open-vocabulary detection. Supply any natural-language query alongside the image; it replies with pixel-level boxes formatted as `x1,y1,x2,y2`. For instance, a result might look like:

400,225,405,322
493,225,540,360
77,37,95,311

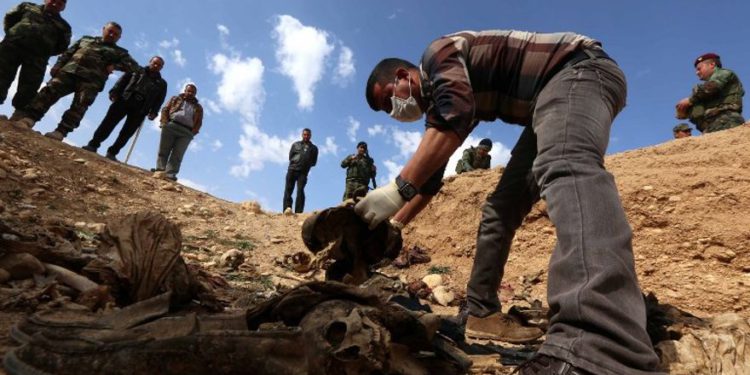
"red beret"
694,53,721,67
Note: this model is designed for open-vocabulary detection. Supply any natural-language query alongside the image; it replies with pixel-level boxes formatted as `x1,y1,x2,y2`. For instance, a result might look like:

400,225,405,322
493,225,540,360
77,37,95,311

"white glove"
354,181,406,229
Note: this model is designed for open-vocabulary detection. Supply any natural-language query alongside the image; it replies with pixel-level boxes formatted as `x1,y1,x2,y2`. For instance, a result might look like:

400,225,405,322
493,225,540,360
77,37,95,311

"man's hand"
147,113,157,121
354,181,406,229
106,64,115,74
675,98,692,118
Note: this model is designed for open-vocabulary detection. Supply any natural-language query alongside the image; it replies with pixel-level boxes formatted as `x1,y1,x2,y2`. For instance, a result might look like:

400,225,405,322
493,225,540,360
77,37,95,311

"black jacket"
288,141,318,172
109,67,167,116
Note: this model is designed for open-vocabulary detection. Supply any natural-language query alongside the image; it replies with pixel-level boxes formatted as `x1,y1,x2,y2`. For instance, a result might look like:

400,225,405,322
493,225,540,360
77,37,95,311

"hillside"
1,119,750,373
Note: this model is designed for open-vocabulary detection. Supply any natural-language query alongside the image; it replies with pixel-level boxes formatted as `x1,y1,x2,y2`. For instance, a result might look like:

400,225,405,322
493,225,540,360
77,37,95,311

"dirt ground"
1,119,750,373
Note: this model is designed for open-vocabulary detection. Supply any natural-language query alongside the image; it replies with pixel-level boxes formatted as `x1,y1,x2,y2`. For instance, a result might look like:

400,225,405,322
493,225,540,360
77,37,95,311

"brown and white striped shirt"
420,30,602,139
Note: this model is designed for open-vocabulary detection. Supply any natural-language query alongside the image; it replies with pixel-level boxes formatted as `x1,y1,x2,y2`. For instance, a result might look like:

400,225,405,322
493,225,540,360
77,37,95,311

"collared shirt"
420,30,600,139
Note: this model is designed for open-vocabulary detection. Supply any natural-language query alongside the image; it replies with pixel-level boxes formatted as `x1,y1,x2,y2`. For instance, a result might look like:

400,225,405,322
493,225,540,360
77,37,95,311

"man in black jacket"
283,128,318,213
82,56,167,161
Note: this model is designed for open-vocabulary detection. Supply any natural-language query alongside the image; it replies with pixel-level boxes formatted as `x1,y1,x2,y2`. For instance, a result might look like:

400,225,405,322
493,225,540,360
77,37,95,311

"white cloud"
391,129,422,158
217,24,230,37
230,127,297,177
133,33,149,50
188,139,204,153
332,45,355,87
319,136,339,156
272,15,334,110
203,98,222,115
346,116,360,142
211,139,223,151
180,178,209,193
382,159,403,185
209,54,265,122
159,38,180,49
172,50,186,67
367,124,385,137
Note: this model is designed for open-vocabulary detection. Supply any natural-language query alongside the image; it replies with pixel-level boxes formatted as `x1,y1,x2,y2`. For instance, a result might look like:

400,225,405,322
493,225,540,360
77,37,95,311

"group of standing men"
0,0,203,181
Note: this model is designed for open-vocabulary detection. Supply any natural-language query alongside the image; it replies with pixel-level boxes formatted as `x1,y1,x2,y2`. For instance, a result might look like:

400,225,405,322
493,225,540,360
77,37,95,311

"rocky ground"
1,119,750,374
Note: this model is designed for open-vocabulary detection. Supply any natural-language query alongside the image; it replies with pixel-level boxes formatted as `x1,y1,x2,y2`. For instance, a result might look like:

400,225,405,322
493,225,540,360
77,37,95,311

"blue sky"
2,0,750,212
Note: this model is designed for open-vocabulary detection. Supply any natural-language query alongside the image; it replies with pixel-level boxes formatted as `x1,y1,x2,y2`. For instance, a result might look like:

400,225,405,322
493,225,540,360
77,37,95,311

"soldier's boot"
105,152,118,162
9,110,26,122
44,129,67,141
81,144,97,153
465,312,544,344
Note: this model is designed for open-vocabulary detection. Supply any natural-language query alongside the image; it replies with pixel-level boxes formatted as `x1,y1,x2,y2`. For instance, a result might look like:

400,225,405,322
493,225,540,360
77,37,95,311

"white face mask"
389,77,423,122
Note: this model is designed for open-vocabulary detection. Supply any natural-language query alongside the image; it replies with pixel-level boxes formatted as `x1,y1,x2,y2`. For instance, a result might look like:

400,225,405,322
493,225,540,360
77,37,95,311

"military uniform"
0,2,71,111
688,67,745,133
18,35,140,135
455,146,491,174
341,154,376,200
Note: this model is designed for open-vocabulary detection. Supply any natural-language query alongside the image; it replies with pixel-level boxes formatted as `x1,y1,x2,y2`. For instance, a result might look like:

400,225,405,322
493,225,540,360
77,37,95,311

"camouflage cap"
673,123,692,133
694,53,721,68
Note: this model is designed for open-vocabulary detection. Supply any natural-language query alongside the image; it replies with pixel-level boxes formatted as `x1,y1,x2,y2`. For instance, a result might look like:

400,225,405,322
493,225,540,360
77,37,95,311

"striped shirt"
420,30,602,139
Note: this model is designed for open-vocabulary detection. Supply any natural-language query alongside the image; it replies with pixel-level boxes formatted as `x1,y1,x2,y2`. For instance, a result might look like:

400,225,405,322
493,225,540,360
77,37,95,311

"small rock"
668,196,682,202
241,201,263,214
2,233,20,241
86,223,106,234
0,253,45,280
219,249,245,270
642,185,654,191
432,286,455,306
542,226,555,235
74,158,86,164
422,274,443,289
270,237,285,244
0,168,6,179
74,222,87,229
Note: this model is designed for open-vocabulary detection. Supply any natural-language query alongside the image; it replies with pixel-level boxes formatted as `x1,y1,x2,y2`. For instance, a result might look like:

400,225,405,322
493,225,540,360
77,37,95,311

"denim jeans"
156,122,194,178
466,58,661,374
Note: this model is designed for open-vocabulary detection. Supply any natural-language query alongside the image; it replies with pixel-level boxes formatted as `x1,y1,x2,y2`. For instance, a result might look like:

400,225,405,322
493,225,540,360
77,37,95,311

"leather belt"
561,48,614,70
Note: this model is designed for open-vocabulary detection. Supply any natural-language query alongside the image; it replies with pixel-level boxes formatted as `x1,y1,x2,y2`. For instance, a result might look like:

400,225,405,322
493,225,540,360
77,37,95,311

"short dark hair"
365,58,417,111
106,21,122,31
151,56,165,63
302,128,311,134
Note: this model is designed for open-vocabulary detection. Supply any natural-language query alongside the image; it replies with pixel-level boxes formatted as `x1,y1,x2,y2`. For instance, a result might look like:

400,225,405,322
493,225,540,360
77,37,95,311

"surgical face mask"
389,77,423,122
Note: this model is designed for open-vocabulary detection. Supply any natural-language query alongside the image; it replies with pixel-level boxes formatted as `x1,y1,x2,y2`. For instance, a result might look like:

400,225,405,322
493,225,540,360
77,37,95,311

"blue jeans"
466,58,661,374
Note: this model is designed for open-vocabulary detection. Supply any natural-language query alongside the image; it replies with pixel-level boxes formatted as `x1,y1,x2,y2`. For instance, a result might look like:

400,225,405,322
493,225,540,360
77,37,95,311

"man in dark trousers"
82,56,167,161
283,128,318,213
0,0,71,118
358,30,662,374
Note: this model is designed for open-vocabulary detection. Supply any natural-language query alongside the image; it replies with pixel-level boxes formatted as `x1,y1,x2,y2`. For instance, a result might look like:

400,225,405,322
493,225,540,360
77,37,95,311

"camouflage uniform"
688,67,745,133
455,146,491,174
341,154,376,200
0,2,71,111
19,35,140,135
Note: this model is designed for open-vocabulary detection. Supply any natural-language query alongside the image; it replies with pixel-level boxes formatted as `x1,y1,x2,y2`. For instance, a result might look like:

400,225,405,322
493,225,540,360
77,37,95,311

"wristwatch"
395,175,417,201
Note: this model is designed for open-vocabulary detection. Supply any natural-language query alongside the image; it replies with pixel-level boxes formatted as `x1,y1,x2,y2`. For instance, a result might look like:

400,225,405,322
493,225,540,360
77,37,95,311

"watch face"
402,184,417,199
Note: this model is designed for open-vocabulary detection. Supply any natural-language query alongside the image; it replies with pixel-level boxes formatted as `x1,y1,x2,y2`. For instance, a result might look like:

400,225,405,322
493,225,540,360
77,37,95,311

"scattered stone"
642,185,654,191
73,158,86,164
668,196,682,202
542,226,555,235
422,274,443,289
240,201,263,214
432,285,455,306
2,233,20,241
28,188,45,196
705,246,736,263
270,237,285,244
21,168,39,181
86,223,107,234
219,249,245,270
0,253,45,280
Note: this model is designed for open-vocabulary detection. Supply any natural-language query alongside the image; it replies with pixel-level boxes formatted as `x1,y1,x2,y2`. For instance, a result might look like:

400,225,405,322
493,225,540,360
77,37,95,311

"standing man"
153,83,202,182
672,123,692,139
283,128,318,213
455,138,492,174
676,53,745,133
358,30,661,374
82,56,167,161
341,141,376,200
12,21,141,140
0,0,70,118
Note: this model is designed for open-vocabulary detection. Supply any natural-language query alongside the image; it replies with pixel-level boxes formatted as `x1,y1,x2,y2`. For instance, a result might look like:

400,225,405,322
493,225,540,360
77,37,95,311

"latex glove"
354,181,406,229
